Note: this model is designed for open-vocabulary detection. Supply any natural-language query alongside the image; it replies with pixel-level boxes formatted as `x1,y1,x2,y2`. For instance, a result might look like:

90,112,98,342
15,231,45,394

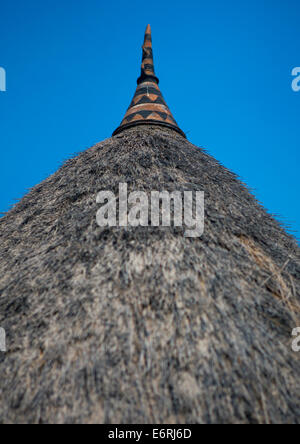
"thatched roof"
0,125,299,424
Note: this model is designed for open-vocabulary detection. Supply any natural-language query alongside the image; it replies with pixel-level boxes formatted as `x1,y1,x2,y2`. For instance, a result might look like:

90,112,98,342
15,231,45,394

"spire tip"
112,24,186,138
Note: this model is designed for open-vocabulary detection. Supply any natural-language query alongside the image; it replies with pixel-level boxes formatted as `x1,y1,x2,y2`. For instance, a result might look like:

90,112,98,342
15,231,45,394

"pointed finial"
112,25,186,138
137,24,159,85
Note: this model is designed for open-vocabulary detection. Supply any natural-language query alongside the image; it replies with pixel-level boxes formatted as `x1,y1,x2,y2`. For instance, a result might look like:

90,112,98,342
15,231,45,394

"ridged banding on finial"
137,24,159,85
113,25,186,138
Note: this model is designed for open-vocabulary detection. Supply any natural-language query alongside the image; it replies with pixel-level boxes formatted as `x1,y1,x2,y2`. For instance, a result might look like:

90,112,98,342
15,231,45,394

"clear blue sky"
0,0,299,240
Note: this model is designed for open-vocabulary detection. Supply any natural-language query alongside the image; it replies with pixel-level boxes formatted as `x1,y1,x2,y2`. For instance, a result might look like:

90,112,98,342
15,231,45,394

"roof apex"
112,25,186,138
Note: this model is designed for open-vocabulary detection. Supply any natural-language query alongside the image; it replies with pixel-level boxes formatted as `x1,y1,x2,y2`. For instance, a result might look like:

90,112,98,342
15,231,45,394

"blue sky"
0,0,299,240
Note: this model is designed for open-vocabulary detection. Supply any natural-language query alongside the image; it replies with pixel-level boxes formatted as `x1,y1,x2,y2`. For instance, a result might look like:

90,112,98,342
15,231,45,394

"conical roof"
113,25,186,138
0,30,300,424
0,126,300,424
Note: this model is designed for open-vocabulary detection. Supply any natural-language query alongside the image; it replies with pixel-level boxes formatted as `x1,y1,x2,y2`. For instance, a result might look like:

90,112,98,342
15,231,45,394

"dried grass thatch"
0,125,299,423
